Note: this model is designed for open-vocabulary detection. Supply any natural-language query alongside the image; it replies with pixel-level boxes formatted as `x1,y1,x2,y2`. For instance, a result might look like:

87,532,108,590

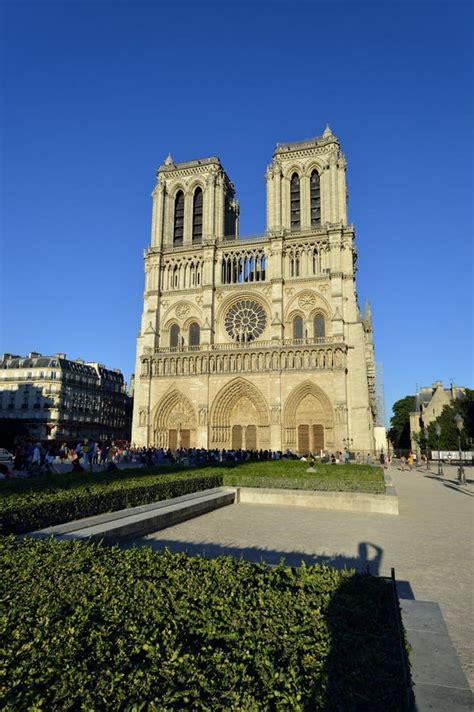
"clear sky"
1,0,473,423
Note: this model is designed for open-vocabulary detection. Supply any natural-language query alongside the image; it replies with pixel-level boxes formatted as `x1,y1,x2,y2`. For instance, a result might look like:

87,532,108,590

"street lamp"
424,428,430,470
454,414,465,485
435,424,443,476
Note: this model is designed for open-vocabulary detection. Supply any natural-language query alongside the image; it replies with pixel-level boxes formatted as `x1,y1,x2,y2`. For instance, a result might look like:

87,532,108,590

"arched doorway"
283,381,334,455
210,377,270,450
152,390,196,450
295,393,326,455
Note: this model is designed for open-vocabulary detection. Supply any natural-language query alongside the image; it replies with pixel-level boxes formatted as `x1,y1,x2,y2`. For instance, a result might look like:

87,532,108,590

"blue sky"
1,0,472,423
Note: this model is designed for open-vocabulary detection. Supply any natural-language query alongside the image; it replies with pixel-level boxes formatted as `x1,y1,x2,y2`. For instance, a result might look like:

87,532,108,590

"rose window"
224,300,267,342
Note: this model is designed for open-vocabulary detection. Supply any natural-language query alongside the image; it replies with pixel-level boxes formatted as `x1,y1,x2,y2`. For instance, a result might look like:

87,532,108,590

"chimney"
55,353,66,359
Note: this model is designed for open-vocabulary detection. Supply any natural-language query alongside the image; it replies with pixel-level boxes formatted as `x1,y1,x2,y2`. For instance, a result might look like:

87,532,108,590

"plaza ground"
127,464,474,690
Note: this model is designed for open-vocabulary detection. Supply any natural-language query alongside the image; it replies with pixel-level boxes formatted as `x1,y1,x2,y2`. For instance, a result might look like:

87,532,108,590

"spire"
323,124,334,138
164,153,174,166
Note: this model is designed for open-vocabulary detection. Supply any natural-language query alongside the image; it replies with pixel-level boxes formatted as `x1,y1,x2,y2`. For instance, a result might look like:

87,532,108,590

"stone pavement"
129,464,474,690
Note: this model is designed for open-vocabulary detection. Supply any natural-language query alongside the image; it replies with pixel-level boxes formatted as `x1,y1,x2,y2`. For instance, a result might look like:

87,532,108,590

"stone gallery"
132,127,377,454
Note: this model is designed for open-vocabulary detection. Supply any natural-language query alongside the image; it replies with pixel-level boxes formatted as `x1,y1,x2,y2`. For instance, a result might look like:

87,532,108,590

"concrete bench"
27,487,237,543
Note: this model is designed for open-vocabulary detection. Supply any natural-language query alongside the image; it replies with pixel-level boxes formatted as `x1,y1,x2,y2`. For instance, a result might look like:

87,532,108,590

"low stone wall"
237,486,399,515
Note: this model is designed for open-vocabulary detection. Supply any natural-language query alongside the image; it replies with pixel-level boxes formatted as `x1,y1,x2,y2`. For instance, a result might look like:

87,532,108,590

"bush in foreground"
0,471,222,535
0,537,406,710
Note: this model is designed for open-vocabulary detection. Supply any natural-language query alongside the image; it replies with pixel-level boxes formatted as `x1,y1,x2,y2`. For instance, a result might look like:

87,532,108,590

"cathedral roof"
159,156,222,172
274,127,339,155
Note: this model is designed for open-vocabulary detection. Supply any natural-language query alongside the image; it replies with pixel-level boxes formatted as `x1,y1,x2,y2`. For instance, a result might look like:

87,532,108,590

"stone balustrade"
140,341,346,378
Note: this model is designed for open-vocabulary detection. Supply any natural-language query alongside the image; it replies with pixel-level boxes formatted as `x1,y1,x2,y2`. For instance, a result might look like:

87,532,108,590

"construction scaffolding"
375,362,386,427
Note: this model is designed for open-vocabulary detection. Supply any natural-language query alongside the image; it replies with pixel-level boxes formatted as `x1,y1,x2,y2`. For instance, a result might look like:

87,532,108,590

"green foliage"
0,461,385,535
389,395,415,449
223,462,386,493
0,470,223,535
0,537,407,710
426,389,474,450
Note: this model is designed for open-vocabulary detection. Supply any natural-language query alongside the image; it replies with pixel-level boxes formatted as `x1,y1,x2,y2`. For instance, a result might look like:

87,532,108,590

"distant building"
0,352,130,442
409,381,466,450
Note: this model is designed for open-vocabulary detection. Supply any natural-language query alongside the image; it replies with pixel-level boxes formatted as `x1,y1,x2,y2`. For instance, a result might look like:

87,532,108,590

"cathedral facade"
132,127,377,454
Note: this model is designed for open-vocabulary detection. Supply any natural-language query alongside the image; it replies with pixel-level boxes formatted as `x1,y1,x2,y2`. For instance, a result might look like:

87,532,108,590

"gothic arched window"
293,315,304,341
314,314,325,341
290,173,300,231
170,324,180,349
192,188,203,243
310,170,321,227
173,191,184,245
189,322,200,348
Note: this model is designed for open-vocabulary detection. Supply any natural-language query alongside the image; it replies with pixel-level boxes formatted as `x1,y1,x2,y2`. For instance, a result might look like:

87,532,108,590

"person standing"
81,440,90,470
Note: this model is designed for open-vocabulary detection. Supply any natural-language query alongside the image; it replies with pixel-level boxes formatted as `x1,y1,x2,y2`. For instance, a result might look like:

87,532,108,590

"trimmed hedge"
0,461,385,535
0,537,407,710
0,471,222,535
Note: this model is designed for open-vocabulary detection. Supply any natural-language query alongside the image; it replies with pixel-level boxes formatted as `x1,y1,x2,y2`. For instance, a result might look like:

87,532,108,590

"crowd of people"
1,440,395,478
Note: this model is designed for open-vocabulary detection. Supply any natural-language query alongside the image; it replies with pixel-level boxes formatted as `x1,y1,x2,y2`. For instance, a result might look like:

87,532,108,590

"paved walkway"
129,465,474,689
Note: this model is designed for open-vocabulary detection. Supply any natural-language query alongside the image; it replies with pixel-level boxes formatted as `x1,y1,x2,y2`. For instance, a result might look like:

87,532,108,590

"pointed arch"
210,377,270,429
283,381,334,429
152,389,197,448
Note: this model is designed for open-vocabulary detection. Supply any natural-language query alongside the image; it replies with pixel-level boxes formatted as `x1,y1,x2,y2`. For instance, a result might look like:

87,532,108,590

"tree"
389,395,415,449
426,389,474,450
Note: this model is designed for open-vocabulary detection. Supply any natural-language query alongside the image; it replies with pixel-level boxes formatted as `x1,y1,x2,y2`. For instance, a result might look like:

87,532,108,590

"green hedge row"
0,537,407,710
0,471,223,535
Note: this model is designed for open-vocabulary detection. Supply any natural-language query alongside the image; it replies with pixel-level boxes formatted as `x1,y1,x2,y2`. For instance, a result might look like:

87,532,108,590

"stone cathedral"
132,126,377,454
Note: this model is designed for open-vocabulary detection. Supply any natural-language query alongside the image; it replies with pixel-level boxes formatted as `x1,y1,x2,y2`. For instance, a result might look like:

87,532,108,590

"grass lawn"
0,536,408,711
0,460,385,534
222,460,386,493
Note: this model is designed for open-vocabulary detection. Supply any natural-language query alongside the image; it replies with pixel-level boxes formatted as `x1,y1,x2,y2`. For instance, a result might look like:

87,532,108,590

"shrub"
0,471,223,535
0,537,407,710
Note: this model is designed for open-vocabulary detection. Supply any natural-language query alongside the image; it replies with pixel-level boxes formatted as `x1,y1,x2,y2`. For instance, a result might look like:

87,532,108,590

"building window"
173,191,184,245
189,322,200,348
314,314,325,340
310,170,321,227
170,324,180,349
192,188,203,243
290,173,300,231
293,315,304,341
312,248,320,274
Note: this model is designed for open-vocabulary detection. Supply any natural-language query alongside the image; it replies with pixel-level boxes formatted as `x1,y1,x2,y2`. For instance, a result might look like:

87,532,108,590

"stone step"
27,487,237,543
399,599,473,711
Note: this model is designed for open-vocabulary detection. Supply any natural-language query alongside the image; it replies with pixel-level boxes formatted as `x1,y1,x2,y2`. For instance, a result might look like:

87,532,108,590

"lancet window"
310,170,321,226
173,191,185,246
170,324,181,349
192,188,203,243
290,173,300,231
314,314,325,341
189,322,200,348
293,315,304,341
